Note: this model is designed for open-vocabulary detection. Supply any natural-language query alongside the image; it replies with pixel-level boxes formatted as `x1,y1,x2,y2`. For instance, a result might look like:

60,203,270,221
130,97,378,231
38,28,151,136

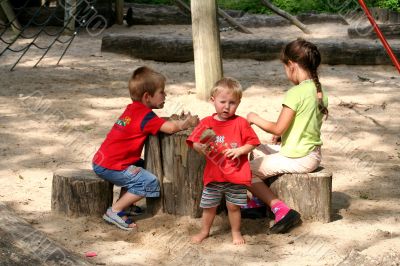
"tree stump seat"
145,128,332,222
51,169,113,217
265,167,332,223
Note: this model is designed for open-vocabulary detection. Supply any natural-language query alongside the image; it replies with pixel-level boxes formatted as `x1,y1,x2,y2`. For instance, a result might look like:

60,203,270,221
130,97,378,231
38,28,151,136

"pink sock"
271,201,290,223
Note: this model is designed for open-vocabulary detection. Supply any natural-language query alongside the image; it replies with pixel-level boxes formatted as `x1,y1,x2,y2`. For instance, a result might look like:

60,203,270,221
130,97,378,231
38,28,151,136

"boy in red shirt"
93,66,197,230
187,77,260,244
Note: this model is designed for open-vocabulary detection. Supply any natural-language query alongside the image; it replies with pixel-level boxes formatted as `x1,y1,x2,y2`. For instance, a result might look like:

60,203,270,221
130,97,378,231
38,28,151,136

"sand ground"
0,22,399,265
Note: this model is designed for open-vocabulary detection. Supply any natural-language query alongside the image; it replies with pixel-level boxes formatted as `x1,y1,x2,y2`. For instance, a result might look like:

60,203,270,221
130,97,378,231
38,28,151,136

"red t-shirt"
93,102,166,170
187,115,260,186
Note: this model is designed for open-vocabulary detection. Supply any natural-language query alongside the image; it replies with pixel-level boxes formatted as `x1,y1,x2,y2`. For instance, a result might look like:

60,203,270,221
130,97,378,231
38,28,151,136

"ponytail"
310,69,328,119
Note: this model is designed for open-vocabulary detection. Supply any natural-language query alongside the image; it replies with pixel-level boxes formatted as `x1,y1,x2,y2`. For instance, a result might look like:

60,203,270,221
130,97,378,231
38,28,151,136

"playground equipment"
0,0,102,71
358,0,400,74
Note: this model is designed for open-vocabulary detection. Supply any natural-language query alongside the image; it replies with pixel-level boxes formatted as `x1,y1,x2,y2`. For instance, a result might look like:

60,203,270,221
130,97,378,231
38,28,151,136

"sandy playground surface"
0,21,400,265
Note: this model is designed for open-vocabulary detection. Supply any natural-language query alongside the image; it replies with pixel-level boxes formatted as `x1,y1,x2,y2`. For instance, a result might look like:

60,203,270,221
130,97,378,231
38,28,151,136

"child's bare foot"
191,231,209,244
232,231,245,245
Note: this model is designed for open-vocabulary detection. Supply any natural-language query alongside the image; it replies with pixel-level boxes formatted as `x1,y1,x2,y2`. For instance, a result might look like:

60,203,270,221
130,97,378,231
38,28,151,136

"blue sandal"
103,207,136,231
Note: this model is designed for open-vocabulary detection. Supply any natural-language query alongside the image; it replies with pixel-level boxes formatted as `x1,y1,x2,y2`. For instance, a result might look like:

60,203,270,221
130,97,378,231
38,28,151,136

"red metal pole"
358,0,400,74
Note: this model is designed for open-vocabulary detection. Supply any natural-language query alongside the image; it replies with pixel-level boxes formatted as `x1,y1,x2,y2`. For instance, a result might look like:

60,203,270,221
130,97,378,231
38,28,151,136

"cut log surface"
145,130,205,218
266,167,332,223
101,33,400,65
51,169,113,217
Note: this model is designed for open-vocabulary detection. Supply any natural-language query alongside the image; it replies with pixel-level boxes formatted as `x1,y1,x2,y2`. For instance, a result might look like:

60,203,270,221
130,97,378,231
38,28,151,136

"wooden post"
145,130,205,218
0,0,21,34
64,0,76,35
191,0,223,101
265,167,332,223
51,169,114,217
115,0,124,25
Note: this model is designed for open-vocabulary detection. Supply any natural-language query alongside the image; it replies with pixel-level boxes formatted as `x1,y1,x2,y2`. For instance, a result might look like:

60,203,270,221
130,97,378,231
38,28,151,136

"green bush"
374,0,400,12
126,0,400,13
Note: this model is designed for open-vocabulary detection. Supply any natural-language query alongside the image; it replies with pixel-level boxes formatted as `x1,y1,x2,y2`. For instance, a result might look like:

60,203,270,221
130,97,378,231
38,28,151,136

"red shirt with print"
93,101,166,170
187,115,260,186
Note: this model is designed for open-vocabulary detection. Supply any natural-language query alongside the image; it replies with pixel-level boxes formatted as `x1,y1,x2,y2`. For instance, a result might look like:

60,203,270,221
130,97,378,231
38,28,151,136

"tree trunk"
191,0,222,101
145,130,205,218
265,167,332,222
51,169,113,217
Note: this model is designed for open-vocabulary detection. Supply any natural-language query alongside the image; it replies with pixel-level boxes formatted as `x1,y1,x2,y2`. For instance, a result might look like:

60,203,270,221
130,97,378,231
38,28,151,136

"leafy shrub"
126,0,400,13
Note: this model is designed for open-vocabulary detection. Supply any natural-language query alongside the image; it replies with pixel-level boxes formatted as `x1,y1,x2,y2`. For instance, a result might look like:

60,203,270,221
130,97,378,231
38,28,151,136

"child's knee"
226,202,240,212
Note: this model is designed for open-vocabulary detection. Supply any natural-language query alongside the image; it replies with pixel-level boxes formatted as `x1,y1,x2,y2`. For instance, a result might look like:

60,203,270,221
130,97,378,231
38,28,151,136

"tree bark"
0,202,91,265
265,167,332,222
145,130,205,218
260,0,311,34
51,169,113,217
191,0,222,101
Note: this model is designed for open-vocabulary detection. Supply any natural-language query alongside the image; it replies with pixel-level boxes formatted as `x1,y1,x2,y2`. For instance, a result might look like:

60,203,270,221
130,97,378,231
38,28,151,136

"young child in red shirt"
93,66,197,230
187,77,260,244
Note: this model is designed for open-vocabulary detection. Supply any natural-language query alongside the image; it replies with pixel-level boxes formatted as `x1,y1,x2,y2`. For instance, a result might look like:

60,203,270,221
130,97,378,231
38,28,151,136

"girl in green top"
247,38,328,234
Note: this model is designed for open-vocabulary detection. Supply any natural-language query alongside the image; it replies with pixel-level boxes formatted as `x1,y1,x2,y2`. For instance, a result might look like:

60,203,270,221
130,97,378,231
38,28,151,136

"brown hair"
128,66,166,101
210,77,242,100
281,38,328,119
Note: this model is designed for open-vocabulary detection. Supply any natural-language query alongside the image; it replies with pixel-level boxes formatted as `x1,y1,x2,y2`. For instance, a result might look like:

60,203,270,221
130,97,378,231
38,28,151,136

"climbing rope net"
0,0,98,71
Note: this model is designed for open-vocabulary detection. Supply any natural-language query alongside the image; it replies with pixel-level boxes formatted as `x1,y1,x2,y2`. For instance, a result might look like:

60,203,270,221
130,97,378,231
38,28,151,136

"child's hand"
271,135,281,145
181,112,199,130
223,148,243,160
193,142,209,156
246,112,259,125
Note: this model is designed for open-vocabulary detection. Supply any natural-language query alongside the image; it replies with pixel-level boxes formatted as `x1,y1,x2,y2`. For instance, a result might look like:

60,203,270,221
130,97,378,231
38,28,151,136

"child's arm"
247,106,295,136
192,142,209,156
160,114,199,134
223,144,257,160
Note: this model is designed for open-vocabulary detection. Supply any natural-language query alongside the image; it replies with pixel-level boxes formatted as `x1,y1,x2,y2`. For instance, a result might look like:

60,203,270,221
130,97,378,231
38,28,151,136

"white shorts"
250,144,321,183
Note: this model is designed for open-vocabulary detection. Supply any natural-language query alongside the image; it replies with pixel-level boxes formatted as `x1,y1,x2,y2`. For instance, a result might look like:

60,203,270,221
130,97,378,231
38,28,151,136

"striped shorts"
200,182,247,208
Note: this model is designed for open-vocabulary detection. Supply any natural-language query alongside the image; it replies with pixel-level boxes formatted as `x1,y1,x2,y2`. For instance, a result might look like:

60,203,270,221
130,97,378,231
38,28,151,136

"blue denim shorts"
92,162,160,198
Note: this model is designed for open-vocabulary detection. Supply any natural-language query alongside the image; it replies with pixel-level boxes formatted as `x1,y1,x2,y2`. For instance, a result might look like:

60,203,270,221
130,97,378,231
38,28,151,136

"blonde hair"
128,66,166,101
210,77,242,100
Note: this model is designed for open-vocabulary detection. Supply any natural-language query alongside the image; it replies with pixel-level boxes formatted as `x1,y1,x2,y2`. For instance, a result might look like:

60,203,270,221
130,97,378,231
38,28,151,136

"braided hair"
280,38,328,119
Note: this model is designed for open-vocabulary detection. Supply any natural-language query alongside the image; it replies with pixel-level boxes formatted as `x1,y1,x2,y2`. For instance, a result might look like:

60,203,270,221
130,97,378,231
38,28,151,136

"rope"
0,0,99,71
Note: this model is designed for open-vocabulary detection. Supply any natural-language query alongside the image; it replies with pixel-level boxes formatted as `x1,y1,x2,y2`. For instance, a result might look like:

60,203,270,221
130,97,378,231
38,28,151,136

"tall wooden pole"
115,0,124,25
191,0,223,101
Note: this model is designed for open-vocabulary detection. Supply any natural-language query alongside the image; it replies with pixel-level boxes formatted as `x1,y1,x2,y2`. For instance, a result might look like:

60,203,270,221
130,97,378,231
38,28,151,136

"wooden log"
191,0,223,101
348,23,400,39
0,202,91,265
145,130,205,218
101,33,400,65
260,0,311,34
265,167,332,222
51,169,113,217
